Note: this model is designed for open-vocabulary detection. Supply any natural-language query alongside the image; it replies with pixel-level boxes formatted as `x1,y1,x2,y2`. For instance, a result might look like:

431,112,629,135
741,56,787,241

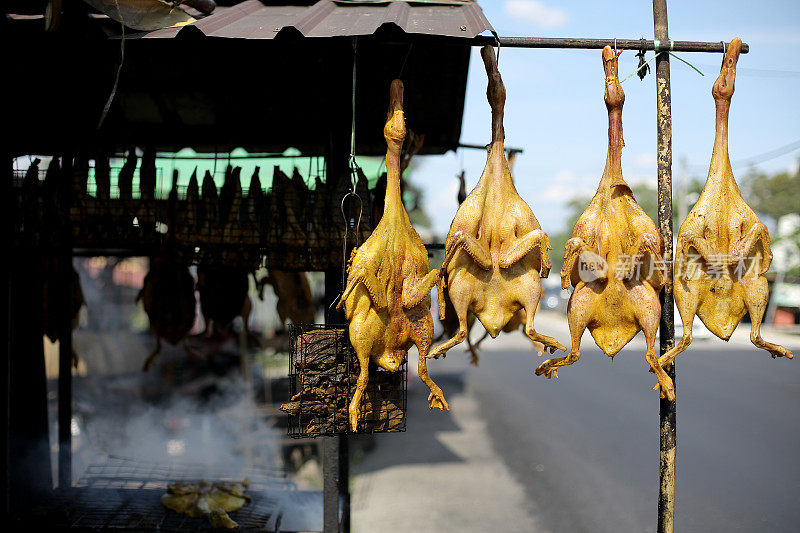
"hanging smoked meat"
535,47,666,390
337,79,448,431
138,257,196,371
196,265,260,346
42,257,85,368
430,45,563,363
201,170,220,243
139,146,157,233
257,270,317,331
654,38,793,397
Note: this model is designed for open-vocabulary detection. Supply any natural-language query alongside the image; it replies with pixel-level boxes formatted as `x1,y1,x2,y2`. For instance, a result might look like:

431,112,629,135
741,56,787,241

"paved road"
462,315,800,532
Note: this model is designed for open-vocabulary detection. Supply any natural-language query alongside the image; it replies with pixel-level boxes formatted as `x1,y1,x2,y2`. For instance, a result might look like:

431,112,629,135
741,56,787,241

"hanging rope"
621,50,704,83
340,36,364,291
97,0,125,130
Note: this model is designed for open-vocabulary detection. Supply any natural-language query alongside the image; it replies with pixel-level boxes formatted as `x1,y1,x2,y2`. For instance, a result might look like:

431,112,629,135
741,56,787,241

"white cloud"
504,0,568,29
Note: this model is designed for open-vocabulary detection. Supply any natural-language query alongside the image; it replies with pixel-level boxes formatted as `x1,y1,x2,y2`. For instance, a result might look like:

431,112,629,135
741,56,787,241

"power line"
688,138,800,173
732,138,800,168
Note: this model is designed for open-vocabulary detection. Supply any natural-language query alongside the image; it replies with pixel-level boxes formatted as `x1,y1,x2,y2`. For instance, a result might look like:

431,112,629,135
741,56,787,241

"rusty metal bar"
472,35,749,54
653,1,676,532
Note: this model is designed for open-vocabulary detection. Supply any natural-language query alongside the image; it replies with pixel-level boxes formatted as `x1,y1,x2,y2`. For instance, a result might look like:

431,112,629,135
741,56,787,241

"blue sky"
415,0,800,238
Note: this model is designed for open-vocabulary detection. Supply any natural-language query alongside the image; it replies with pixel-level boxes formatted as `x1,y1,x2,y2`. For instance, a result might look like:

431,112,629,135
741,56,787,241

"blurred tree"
742,159,800,222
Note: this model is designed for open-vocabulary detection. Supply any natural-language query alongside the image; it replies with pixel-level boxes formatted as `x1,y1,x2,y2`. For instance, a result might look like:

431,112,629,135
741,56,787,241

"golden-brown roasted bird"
430,45,563,363
535,47,666,391
337,79,448,432
655,38,793,397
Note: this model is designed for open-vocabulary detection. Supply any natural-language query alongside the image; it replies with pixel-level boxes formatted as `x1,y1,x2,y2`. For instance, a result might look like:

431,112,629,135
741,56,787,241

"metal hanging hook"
336,189,363,298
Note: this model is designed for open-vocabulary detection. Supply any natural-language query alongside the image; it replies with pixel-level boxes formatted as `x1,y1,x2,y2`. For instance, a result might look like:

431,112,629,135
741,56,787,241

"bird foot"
428,389,449,411
534,360,559,379
769,346,794,359
349,413,359,433
652,379,675,401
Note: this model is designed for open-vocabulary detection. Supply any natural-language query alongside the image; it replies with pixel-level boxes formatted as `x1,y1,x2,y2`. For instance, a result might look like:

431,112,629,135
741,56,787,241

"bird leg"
429,300,471,359
561,237,601,289
646,345,674,401
497,229,552,277
465,333,480,366
730,222,772,274
535,309,585,378
441,230,492,273
337,266,387,311
623,232,665,288
348,346,371,432
416,337,449,411
523,310,566,355
676,233,720,277
658,309,696,372
742,277,794,359
402,269,442,309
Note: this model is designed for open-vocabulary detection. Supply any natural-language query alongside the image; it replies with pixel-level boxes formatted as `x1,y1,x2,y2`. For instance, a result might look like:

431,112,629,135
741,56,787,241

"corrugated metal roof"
145,0,493,40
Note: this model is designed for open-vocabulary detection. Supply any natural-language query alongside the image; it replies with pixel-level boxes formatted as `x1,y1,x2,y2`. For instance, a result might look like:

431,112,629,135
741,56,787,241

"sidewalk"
351,365,541,533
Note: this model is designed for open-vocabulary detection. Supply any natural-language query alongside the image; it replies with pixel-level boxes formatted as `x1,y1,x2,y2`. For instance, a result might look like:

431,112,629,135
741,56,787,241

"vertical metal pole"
323,271,342,533
324,265,350,533
57,254,73,489
653,1,676,532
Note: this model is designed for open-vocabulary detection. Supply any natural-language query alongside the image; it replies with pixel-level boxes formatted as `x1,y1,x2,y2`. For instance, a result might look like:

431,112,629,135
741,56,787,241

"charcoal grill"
32,457,314,532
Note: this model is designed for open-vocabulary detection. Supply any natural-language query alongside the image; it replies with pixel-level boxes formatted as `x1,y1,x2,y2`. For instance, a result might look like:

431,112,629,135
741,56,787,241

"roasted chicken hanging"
437,170,545,366
535,47,666,389
257,270,317,332
138,257,196,371
196,265,260,346
430,45,563,362
654,38,793,397
337,79,448,432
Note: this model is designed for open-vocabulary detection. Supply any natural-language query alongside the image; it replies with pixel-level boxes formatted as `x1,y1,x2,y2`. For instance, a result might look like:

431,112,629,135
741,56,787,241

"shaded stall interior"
4,0,489,530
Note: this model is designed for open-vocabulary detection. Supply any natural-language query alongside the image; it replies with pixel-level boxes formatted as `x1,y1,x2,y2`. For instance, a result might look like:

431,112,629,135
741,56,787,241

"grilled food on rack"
430,45,563,363
654,38,793,397
535,47,666,388
337,79,448,432
161,479,250,529
138,257,196,371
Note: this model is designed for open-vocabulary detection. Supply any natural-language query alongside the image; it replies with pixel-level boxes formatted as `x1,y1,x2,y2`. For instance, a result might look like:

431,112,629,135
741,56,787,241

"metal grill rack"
284,324,407,437
36,457,296,532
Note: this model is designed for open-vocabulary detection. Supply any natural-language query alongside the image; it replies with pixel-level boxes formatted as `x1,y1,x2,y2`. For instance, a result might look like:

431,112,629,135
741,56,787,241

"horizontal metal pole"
458,142,523,154
473,36,749,54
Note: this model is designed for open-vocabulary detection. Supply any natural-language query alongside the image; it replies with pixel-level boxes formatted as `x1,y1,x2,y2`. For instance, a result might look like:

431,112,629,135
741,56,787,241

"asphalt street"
465,318,800,532
353,313,800,532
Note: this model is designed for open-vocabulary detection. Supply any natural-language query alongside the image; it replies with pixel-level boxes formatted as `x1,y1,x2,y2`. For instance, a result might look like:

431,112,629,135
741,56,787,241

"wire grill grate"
284,324,407,437
37,457,295,531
